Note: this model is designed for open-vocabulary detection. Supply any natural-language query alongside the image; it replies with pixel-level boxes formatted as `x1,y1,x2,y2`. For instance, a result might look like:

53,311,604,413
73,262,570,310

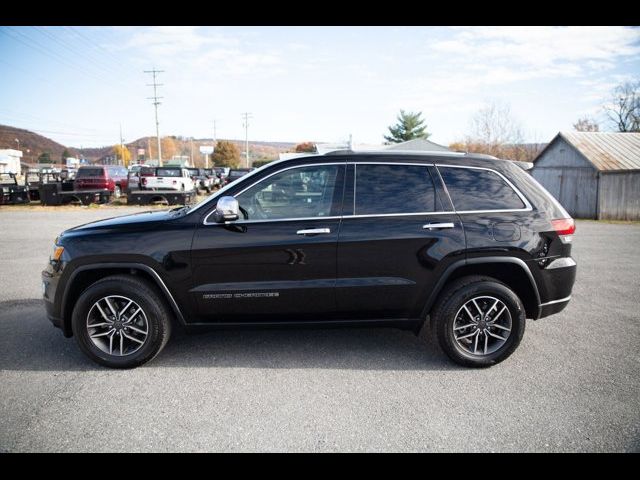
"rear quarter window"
438,166,526,211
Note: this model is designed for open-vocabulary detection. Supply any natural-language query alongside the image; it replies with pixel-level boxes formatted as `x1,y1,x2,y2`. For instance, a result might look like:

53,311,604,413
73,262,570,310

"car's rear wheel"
113,185,122,199
71,275,172,368
431,276,526,367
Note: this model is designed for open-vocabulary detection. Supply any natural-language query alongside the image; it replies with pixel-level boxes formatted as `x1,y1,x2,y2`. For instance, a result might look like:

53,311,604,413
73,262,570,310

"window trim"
202,160,533,225
435,163,533,214
352,161,441,217
202,162,345,225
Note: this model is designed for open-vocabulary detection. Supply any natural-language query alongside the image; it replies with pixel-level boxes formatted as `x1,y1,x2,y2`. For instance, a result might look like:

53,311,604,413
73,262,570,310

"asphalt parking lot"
0,207,638,452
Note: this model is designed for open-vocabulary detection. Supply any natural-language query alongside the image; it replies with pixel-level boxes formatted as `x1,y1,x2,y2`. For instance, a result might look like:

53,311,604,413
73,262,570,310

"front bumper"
42,265,71,336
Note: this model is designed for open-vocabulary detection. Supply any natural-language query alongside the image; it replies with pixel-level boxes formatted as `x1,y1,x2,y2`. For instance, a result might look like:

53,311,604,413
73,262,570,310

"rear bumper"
536,257,576,319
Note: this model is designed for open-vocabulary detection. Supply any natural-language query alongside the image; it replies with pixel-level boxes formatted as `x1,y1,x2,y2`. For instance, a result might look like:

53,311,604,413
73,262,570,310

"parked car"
186,168,214,193
74,165,129,198
203,168,221,188
140,167,196,192
224,168,251,185
43,151,577,368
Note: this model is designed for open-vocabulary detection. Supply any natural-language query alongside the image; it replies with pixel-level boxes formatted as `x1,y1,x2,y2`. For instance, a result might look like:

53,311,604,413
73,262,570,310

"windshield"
156,169,181,177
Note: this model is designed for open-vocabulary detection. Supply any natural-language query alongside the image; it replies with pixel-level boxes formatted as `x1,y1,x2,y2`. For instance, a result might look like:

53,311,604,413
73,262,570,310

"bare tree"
604,81,640,132
449,101,537,160
573,117,600,132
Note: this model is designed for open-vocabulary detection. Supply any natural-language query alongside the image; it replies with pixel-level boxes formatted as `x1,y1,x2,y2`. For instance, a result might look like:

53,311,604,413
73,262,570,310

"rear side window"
438,166,526,211
355,164,438,215
76,168,104,178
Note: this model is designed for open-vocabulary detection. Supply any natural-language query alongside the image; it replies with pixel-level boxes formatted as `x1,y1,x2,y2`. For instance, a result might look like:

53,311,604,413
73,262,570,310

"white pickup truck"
141,167,196,192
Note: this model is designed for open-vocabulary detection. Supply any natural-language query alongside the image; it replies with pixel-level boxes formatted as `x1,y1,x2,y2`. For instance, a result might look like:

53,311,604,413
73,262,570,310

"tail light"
142,178,147,186
552,218,575,243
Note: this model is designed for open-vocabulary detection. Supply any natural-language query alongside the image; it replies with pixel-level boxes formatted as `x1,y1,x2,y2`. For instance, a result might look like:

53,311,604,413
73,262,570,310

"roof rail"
322,149,354,155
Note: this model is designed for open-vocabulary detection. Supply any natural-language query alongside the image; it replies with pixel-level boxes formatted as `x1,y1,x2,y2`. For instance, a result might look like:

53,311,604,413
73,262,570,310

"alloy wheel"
86,295,149,356
452,296,512,356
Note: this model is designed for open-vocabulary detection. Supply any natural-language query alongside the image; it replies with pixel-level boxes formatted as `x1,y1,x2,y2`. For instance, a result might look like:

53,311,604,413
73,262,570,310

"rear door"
336,161,465,319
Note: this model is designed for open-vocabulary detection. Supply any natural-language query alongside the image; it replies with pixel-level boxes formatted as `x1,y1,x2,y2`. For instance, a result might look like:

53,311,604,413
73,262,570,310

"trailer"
127,190,196,206
39,183,112,206
0,173,30,205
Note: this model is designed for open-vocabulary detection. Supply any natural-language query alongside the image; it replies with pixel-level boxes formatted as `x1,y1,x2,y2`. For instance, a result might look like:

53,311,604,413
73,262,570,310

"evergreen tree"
384,110,430,143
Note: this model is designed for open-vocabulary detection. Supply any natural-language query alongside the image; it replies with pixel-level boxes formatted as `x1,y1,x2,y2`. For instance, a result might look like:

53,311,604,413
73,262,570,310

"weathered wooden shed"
531,132,640,220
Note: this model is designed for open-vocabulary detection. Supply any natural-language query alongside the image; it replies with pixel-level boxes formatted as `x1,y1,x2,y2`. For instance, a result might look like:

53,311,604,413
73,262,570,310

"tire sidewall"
438,281,525,367
72,279,166,368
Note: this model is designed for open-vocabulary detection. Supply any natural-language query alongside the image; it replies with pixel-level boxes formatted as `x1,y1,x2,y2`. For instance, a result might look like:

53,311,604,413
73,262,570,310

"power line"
145,68,164,167
242,112,253,168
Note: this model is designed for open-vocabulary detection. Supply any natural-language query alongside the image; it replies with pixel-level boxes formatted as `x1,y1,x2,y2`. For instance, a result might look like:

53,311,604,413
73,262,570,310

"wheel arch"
422,257,541,320
61,263,186,337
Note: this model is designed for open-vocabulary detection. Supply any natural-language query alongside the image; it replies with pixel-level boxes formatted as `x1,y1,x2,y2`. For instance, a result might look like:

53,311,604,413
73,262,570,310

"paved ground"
0,208,638,452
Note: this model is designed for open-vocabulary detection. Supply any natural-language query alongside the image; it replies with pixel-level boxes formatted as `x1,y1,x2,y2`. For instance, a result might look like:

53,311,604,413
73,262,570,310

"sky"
0,26,639,148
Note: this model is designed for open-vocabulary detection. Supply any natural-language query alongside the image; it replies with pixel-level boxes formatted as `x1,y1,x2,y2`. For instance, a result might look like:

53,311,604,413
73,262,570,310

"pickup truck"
140,167,196,192
186,168,214,193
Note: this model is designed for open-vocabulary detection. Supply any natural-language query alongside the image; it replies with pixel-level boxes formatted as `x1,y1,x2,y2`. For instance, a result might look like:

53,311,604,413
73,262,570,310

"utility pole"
119,123,125,166
190,137,194,166
242,112,252,168
144,68,164,166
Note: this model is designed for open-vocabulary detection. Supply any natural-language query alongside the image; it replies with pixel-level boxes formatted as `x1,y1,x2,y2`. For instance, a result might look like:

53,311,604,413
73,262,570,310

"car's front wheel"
431,276,526,368
71,275,172,368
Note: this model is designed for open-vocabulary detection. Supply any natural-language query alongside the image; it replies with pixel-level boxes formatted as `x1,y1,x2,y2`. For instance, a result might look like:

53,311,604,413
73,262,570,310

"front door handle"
297,228,331,236
423,222,455,230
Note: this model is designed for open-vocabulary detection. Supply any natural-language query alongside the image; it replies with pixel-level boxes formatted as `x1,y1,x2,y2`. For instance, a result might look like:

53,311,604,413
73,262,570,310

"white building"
0,149,23,174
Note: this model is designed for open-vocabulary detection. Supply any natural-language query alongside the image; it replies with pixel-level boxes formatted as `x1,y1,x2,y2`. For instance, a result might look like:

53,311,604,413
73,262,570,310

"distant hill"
0,124,296,166
0,124,79,163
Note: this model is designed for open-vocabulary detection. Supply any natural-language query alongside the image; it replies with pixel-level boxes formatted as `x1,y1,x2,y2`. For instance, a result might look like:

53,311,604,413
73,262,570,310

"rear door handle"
297,228,331,235
422,222,455,230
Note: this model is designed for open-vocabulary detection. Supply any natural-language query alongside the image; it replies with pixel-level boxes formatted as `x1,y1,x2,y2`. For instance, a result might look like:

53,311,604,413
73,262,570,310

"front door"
190,163,345,323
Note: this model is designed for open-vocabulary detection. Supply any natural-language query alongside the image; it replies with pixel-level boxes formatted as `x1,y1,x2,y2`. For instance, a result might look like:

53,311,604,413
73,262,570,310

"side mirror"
213,196,240,223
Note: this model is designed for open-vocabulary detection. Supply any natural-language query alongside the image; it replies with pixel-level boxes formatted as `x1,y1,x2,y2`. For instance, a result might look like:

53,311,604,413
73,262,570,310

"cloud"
430,26,640,79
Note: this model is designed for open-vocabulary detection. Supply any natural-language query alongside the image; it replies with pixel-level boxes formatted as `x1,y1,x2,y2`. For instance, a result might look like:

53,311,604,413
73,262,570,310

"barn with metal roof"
531,132,640,220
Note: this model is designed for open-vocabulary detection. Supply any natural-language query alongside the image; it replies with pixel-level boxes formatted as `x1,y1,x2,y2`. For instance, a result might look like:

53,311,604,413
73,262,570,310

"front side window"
236,164,342,220
354,164,438,215
438,166,526,211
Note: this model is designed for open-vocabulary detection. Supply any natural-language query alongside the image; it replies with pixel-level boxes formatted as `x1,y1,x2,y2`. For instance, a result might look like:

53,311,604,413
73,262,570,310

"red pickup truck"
74,165,129,198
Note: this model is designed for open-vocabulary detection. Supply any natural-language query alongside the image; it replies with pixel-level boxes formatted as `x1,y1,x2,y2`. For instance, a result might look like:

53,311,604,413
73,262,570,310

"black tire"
71,275,172,368
431,275,526,368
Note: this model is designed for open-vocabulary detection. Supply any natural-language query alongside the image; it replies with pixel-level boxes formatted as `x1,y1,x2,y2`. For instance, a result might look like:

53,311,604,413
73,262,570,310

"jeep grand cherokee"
42,151,576,368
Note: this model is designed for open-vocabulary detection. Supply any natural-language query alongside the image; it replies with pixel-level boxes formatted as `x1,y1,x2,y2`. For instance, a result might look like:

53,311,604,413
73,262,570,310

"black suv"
42,152,576,368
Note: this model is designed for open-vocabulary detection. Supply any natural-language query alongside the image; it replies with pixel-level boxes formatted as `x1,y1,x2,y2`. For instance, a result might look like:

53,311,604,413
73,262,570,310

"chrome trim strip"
206,216,342,226
435,163,533,213
539,295,572,307
345,212,454,219
200,160,535,225
546,257,577,269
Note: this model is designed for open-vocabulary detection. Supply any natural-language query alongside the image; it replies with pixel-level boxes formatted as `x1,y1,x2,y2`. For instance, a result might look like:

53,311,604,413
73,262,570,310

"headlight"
51,245,64,262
